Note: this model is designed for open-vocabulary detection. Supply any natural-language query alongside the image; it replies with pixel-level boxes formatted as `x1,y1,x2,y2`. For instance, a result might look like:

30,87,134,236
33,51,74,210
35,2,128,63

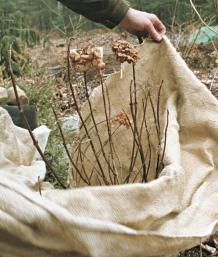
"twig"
155,81,165,177
143,98,152,180
129,96,150,183
171,0,179,32
84,71,117,184
122,109,147,183
78,142,104,180
157,109,169,178
157,80,164,134
190,0,218,36
38,176,42,196
89,123,122,182
127,71,147,181
127,80,138,180
78,142,91,182
148,92,160,143
132,64,138,119
132,166,143,183
126,83,147,183
72,119,108,157
51,105,90,185
105,84,120,184
185,28,201,58
99,74,118,184
148,92,162,178
139,94,149,142
67,39,109,185
8,46,66,189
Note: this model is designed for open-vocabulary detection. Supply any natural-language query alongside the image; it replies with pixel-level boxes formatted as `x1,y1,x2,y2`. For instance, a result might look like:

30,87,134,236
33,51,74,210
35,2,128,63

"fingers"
146,22,163,42
154,17,166,34
146,15,166,42
119,8,166,42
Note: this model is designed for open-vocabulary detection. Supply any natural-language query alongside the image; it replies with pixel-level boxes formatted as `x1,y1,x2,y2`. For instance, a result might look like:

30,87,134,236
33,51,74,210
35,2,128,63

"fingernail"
157,35,162,42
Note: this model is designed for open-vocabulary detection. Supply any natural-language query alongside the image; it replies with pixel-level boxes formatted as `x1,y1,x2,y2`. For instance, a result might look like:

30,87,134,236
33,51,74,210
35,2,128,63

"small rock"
7,86,28,105
0,87,8,105
60,113,80,132
48,65,61,75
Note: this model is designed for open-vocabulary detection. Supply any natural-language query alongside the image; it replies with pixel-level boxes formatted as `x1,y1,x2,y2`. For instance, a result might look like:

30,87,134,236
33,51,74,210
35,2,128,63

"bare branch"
8,45,66,189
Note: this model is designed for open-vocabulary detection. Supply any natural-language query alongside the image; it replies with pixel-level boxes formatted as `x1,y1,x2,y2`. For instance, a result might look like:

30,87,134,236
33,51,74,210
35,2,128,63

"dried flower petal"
112,40,138,64
70,46,105,73
111,112,130,128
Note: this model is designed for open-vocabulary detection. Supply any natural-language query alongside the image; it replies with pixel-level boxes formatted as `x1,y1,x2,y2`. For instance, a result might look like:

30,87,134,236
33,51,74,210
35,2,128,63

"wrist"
120,7,133,29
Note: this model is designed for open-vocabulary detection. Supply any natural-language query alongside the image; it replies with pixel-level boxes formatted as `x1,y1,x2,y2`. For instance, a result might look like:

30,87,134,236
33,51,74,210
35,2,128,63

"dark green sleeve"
58,0,130,28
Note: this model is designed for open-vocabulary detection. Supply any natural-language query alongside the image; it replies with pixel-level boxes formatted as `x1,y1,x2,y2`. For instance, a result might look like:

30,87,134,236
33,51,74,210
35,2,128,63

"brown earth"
28,28,218,104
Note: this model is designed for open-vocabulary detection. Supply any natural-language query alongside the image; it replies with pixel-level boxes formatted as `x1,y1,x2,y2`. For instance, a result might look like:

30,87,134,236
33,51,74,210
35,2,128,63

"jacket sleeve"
58,0,130,28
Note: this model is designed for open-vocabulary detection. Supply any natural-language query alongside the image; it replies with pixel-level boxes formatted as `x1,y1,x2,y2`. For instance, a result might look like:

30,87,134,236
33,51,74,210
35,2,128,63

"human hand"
120,8,166,42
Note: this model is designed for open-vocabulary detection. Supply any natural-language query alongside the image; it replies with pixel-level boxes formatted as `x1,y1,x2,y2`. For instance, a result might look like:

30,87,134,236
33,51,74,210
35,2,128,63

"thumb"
146,22,163,42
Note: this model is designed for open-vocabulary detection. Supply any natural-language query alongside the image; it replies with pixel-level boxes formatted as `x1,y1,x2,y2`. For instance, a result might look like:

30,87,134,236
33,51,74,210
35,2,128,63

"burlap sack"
0,37,217,257
7,85,28,105
0,86,8,105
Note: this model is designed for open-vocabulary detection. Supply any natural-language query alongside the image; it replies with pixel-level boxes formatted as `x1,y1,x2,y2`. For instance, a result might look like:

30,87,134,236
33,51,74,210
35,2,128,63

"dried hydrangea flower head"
69,45,105,73
111,112,130,128
112,40,138,64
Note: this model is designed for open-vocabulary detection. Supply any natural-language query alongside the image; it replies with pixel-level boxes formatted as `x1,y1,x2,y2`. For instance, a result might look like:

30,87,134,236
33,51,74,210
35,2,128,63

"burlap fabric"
0,37,217,257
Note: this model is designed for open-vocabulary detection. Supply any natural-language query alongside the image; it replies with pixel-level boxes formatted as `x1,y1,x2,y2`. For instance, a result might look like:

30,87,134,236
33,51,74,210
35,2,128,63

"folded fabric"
0,36,217,257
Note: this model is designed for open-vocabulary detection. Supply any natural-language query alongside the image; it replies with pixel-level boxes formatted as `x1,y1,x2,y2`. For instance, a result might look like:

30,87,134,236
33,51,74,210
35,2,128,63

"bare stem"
157,80,164,134
127,81,137,181
148,92,162,178
132,64,137,118
67,39,108,185
143,100,152,181
130,67,147,182
123,110,147,183
51,105,90,185
84,72,117,184
38,176,42,196
157,109,169,178
99,74,119,184
105,84,120,184
148,92,160,143
8,46,66,189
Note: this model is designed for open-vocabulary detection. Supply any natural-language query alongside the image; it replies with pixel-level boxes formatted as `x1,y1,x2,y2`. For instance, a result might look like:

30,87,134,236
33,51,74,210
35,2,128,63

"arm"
58,0,165,42
58,0,129,28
